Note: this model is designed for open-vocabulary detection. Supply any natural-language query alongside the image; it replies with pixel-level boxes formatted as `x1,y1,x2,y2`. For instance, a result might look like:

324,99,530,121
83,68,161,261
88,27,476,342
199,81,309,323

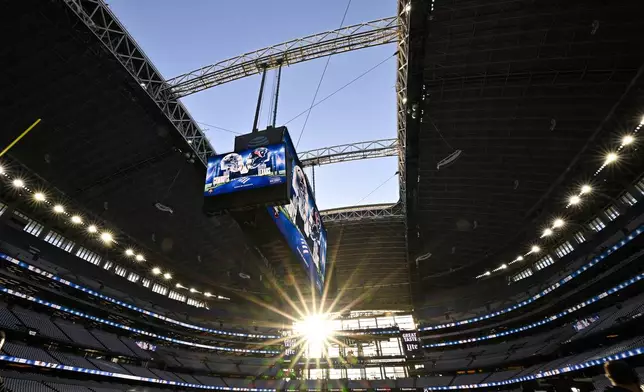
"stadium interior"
1,0,644,391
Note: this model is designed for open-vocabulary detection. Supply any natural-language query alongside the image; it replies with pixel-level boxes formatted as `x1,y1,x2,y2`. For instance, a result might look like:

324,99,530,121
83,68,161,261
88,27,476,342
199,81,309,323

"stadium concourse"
1,0,644,391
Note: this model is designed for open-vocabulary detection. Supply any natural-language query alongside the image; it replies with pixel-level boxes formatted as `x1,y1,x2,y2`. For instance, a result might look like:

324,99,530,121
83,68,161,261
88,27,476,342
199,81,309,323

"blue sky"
108,0,400,210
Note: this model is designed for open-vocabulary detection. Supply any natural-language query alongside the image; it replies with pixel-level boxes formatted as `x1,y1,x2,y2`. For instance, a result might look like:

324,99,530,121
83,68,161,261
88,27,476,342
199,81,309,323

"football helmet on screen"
220,153,243,172
247,147,271,169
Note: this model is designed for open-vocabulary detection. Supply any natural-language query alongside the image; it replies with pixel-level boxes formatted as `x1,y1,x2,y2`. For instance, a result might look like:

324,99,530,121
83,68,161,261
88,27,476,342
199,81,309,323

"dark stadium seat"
148,368,183,382
2,342,58,364
195,375,227,387
451,373,490,386
121,363,158,379
53,320,105,350
44,381,94,392
0,304,24,330
485,370,521,383
119,337,151,360
87,358,130,374
48,351,98,370
174,372,202,384
3,378,55,392
10,307,69,342
89,330,137,357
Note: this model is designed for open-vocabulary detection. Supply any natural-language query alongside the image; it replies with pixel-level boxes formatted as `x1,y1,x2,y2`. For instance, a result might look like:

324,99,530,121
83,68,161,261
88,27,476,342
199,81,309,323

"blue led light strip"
424,271,644,348
423,346,644,390
0,253,279,340
0,354,275,391
0,346,642,391
420,226,644,332
0,285,280,355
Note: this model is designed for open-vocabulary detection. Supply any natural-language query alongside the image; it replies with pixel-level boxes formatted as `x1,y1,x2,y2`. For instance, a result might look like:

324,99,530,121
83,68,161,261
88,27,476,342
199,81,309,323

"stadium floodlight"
34,192,46,202
552,219,565,228
580,185,592,195
87,225,98,233
0,165,4,174
510,255,524,265
163,272,172,280
125,249,134,256
152,267,162,275
542,228,553,237
53,204,65,214
190,288,197,293
605,153,618,165
12,179,24,188
175,283,185,289
531,245,541,253
622,135,635,146
70,215,83,224
100,232,113,243
135,254,145,262
204,292,212,297
569,195,581,205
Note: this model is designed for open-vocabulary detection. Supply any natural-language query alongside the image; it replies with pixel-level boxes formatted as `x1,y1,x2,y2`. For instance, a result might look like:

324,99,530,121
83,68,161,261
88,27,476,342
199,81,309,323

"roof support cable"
271,61,283,128
252,64,268,133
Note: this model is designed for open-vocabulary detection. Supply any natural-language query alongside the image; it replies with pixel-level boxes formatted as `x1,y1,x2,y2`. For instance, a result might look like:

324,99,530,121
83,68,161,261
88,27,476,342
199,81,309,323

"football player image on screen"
309,210,322,268
288,165,308,225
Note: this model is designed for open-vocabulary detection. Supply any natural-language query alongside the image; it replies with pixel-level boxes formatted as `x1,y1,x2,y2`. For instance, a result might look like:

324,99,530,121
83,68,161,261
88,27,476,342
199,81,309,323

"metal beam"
319,1,411,223
321,203,404,223
396,0,411,212
166,17,398,98
62,0,215,165
299,139,398,167
63,0,411,223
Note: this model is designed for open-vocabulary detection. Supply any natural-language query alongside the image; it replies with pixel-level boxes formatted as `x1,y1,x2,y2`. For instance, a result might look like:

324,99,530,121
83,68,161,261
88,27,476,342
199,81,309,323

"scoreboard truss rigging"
299,139,398,167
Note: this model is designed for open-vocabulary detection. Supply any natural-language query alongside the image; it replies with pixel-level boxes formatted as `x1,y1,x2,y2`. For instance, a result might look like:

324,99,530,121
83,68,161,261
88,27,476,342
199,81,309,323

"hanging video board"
268,131,327,294
203,143,288,211
203,127,326,294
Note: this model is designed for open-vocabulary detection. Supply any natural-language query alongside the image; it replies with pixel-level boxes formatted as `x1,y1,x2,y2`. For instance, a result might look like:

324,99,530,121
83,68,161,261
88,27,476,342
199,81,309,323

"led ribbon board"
0,355,275,391
425,271,644,348
419,226,644,331
1,346,643,391
0,285,279,354
268,131,327,293
0,253,278,339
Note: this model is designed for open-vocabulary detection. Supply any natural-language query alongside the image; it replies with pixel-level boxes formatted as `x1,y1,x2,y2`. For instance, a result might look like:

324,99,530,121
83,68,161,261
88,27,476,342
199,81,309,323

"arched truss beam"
166,17,398,98
63,0,412,224
299,139,398,167
62,0,216,165
321,203,404,223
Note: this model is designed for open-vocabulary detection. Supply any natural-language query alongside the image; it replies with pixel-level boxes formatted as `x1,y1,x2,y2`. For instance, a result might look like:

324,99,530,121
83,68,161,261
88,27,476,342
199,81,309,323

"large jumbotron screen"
202,127,326,293
204,144,287,196
269,132,327,293
203,143,288,210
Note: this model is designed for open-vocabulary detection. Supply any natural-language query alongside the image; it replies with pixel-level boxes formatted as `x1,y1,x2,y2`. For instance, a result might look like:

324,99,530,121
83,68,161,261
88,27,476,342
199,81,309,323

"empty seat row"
0,303,150,360
2,341,59,364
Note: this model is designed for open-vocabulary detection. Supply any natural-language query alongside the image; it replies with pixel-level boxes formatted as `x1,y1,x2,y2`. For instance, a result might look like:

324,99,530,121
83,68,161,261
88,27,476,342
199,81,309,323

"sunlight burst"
293,313,334,358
